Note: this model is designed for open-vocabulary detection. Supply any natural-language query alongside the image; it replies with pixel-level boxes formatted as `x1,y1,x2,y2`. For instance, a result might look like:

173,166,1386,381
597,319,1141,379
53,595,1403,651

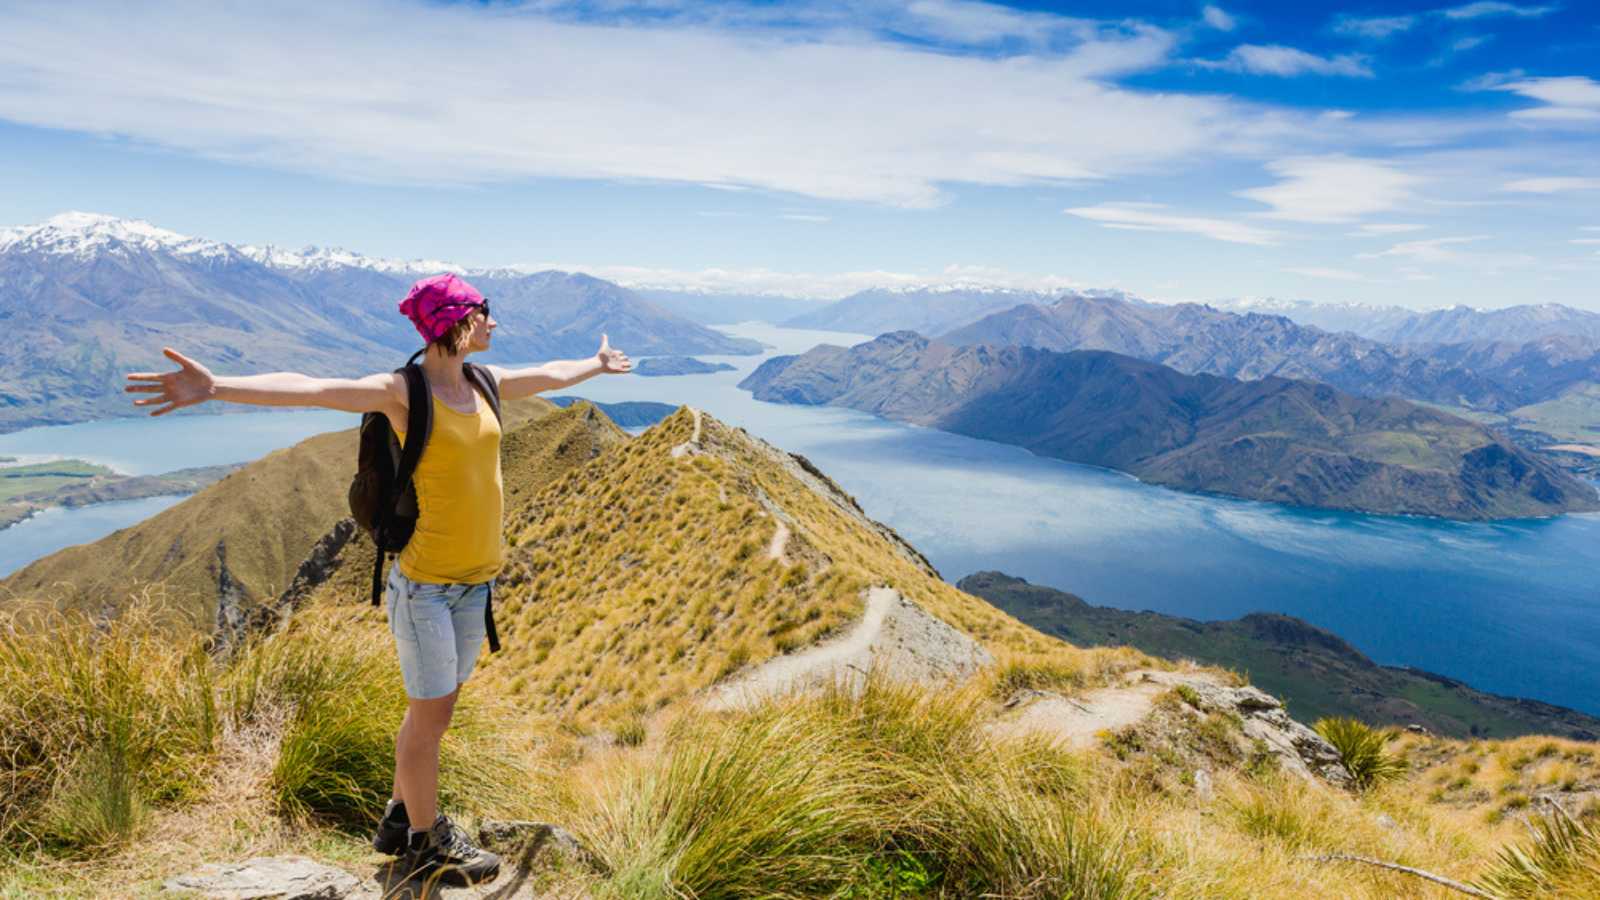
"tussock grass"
227,606,535,828
1315,717,1406,791
0,597,216,853
1477,806,1600,899
566,672,1151,900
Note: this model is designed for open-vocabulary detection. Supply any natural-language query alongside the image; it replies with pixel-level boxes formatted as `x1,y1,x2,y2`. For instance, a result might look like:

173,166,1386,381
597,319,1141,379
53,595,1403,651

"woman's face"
464,307,496,352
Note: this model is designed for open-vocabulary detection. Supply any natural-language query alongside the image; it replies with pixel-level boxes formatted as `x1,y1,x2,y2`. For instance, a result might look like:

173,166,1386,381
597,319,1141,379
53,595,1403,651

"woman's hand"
596,333,633,374
125,348,216,416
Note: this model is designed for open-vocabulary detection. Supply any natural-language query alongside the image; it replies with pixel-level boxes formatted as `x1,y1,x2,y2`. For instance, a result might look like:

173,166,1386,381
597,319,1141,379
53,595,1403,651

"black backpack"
348,350,503,652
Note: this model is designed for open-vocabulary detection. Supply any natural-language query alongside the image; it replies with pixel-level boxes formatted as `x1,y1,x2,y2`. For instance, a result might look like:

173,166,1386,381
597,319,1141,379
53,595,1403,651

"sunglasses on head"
436,298,490,320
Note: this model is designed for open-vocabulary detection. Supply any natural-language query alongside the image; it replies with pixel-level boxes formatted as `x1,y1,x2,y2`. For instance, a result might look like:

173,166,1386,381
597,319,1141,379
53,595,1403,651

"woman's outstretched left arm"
490,333,633,401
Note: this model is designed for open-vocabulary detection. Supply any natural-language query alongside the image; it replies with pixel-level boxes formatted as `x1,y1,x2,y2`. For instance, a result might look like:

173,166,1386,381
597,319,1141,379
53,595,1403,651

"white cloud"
1450,35,1492,53
1199,44,1372,78
1364,235,1487,263
1349,223,1427,236
1483,76,1600,123
1282,266,1368,281
1065,202,1282,245
1237,156,1420,223
1330,14,1418,39
1202,5,1236,31
1570,238,1600,245
1442,1,1557,20
780,213,832,222
1502,177,1600,193
0,1,1306,208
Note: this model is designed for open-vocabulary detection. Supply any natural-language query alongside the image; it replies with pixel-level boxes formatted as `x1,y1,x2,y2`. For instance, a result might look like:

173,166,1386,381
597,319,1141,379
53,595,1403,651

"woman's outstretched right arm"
125,348,402,417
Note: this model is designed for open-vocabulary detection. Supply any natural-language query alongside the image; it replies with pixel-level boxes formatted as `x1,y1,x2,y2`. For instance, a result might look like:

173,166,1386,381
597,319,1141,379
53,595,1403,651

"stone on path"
163,856,372,899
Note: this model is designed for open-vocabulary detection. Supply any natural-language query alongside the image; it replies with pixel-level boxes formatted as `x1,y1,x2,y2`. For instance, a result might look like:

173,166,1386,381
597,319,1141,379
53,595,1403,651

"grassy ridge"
5,402,1600,896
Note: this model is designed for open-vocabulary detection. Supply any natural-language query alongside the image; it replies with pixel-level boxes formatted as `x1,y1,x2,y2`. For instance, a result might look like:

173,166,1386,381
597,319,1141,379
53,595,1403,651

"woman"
126,273,632,887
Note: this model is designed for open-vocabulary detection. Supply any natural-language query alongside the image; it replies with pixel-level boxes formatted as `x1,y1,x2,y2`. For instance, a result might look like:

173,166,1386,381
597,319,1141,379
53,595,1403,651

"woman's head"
399,273,495,356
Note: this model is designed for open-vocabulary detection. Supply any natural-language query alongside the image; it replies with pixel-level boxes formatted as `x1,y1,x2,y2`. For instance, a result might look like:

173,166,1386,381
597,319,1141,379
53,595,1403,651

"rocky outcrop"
992,669,1355,789
1146,672,1354,787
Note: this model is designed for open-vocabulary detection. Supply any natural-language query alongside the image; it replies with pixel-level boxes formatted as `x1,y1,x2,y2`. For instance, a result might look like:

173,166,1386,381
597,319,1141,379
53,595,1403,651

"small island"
0,458,241,529
633,356,737,377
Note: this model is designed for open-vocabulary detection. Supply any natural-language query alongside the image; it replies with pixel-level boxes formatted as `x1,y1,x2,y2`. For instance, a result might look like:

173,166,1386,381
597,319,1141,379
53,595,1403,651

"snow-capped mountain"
0,211,242,262
1,212,760,432
236,243,463,276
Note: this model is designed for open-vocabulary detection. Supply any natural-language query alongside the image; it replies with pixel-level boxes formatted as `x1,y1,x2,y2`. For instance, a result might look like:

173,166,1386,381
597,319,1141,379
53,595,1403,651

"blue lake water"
4,322,1599,715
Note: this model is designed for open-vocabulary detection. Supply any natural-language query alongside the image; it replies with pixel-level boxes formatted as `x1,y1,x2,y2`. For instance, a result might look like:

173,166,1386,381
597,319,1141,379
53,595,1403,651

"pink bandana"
398,273,485,342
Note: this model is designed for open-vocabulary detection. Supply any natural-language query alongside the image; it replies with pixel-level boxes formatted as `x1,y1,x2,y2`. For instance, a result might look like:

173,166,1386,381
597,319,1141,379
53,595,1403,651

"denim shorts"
385,566,491,700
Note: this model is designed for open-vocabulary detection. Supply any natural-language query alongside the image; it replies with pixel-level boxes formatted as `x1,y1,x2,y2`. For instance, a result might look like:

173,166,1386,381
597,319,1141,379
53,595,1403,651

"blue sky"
1,0,1597,307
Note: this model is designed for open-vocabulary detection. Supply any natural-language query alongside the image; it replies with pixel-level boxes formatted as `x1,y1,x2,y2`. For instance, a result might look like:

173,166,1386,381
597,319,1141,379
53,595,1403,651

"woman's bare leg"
394,687,459,829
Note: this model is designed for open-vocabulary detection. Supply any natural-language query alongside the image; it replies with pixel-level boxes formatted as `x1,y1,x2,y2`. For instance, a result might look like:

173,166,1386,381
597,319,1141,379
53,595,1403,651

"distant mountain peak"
0,210,238,261
236,242,463,276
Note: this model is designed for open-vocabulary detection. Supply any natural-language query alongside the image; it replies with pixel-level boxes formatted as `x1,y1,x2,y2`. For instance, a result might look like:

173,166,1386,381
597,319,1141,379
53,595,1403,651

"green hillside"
960,571,1600,741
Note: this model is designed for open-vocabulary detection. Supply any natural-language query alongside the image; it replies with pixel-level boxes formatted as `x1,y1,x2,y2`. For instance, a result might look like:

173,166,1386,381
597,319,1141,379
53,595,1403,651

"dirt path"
767,519,791,563
987,670,1223,749
701,586,993,712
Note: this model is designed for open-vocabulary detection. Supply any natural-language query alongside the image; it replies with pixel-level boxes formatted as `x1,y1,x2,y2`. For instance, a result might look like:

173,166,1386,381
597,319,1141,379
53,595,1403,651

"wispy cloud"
1571,238,1600,245
0,1,1312,208
1282,266,1368,281
1442,1,1558,20
1198,44,1373,78
1363,235,1487,262
1502,177,1600,192
780,213,832,222
545,260,1082,299
1349,223,1427,236
1450,35,1492,53
1237,156,1420,223
1065,202,1282,245
1202,5,1236,31
1490,76,1600,122
1331,14,1418,39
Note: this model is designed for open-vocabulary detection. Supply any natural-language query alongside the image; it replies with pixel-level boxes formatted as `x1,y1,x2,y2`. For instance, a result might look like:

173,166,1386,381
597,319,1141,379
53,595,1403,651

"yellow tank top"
395,392,503,584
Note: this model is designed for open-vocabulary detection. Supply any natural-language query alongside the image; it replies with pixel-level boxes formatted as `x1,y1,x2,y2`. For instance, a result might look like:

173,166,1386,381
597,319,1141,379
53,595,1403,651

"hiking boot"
400,814,502,888
371,800,409,856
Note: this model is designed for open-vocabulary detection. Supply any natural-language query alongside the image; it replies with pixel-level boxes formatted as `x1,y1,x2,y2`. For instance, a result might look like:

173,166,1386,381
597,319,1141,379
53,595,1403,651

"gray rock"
479,820,606,875
163,856,369,899
1193,769,1214,802
1150,675,1355,789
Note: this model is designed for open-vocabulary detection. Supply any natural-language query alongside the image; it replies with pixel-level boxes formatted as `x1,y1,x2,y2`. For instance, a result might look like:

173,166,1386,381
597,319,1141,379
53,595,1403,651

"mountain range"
940,294,1600,413
1213,297,1600,345
784,287,1600,419
740,331,1599,519
0,212,760,432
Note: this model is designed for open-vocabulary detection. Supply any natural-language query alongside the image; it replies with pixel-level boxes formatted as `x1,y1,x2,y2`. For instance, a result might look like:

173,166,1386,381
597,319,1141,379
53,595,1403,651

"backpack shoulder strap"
394,364,433,494
463,362,503,424
370,363,432,606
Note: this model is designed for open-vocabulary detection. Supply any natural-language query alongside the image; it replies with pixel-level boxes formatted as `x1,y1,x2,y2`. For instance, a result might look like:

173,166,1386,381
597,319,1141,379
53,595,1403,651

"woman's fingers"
149,403,177,417
125,383,163,393
163,347,200,371
125,372,166,382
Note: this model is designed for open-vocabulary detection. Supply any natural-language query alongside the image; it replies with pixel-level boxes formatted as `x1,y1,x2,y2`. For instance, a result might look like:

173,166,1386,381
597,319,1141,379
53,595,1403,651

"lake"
4,322,1599,715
